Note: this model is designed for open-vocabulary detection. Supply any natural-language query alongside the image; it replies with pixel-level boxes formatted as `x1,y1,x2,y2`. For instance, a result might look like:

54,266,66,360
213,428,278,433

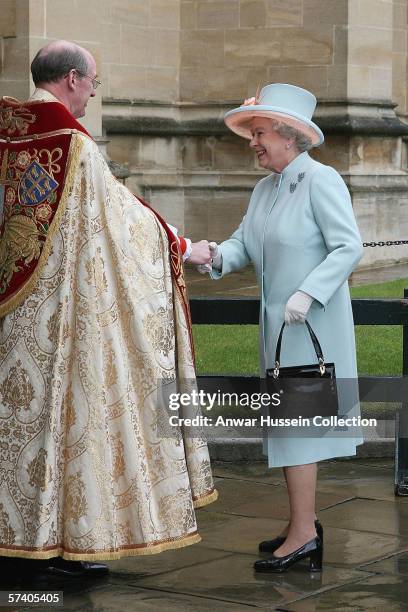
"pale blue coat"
211,151,364,467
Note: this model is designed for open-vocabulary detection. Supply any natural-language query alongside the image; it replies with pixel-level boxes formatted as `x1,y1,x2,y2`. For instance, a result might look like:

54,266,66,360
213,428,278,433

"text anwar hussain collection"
168,415,377,428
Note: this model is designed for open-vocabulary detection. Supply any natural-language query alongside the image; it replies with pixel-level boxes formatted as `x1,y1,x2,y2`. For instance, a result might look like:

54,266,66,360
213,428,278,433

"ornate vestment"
0,93,217,560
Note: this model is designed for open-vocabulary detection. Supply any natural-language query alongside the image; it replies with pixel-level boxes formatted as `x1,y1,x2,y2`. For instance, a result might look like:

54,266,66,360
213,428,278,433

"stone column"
0,0,103,138
0,0,30,101
314,0,408,268
103,0,185,229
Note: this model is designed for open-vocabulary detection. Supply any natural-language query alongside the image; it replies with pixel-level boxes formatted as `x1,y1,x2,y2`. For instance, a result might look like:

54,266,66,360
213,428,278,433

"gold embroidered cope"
0,130,217,560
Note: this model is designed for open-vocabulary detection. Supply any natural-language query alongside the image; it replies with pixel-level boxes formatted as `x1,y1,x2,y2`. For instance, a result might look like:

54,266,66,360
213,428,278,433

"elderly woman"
206,84,363,572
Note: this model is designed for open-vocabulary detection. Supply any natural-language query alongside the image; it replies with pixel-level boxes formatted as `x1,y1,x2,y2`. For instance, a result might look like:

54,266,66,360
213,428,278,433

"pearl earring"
286,143,292,150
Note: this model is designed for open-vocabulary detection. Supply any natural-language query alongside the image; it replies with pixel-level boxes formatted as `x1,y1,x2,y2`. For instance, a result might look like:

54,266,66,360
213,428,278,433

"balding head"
31,40,91,85
30,40,97,119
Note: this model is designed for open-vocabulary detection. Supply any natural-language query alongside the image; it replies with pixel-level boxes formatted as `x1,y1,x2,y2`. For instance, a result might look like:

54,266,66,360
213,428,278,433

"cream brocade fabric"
0,131,217,560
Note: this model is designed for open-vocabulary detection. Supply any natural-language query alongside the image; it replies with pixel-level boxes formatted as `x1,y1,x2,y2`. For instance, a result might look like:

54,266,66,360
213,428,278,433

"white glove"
196,263,212,274
209,242,222,269
196,242,222,274
284,291,313,325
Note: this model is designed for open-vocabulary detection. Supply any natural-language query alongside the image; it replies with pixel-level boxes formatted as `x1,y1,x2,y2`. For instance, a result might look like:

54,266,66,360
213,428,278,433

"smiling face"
249,117,296,173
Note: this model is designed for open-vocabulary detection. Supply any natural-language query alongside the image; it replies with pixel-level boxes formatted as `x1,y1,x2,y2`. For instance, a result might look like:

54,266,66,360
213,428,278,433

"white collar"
29,88,62,104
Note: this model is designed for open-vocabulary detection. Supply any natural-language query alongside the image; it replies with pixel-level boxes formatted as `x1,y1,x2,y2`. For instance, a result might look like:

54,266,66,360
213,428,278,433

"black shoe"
45,557,109,578
258,519,323,553
1,556,108,584
254,536,323,573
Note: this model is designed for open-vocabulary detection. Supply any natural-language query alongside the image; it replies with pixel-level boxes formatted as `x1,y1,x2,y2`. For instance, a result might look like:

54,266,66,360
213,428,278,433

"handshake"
187,240,222,274
187,241,313,325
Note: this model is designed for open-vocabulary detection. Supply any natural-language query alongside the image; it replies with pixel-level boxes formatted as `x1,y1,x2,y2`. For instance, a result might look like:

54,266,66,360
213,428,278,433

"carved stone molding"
103,98,408,138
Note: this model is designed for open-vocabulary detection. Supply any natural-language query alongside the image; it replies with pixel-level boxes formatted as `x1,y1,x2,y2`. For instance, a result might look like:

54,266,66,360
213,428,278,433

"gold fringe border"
0,134,84,318
193,488,219,509
0,532,202,561
0,490,219,561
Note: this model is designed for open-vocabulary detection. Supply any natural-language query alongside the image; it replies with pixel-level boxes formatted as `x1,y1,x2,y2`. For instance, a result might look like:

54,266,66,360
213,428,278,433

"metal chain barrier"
363,240,408,247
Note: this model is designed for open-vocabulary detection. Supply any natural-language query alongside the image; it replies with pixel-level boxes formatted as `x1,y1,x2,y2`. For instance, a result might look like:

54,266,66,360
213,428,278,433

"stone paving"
4,458,408,611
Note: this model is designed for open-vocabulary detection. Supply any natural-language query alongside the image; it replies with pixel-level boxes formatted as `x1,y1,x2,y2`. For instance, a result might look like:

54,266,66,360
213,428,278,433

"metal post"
395,288,408,495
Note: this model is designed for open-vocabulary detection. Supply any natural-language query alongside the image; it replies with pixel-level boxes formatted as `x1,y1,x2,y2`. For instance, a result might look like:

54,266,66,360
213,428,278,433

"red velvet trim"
178,235,187,255
0,96,90,139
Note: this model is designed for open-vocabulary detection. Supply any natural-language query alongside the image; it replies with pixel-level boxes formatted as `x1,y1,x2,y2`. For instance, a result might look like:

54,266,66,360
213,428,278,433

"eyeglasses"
74,70,101,90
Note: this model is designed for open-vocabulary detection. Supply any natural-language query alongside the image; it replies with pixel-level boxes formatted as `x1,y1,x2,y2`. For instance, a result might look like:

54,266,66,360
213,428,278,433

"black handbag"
266,321,339,420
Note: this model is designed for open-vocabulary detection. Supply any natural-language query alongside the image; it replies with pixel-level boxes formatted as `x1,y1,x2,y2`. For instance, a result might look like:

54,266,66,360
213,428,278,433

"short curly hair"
269,119,313,152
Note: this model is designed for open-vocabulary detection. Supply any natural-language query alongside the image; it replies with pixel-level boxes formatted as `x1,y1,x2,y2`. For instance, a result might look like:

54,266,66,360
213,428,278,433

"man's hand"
186,240,212,265
284,291,313,325
195,242,222,274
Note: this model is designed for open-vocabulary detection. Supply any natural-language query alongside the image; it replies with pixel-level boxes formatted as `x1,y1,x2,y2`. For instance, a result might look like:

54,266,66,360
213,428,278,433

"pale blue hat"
225,83,324,146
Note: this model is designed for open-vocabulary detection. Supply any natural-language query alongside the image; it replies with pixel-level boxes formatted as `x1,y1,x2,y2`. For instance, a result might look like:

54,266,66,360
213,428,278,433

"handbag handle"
273,321,326,377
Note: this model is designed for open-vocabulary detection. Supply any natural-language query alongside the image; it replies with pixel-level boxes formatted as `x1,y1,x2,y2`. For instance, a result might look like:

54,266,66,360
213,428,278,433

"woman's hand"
209,242,222,269
284,291,313,325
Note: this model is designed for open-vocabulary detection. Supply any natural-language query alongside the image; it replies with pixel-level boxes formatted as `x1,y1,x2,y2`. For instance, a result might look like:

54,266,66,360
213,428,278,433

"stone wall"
105,0,408,269
1,0,408,269
180,0,346,101
100,0,180,102
0,0,102,135
0,0,29,102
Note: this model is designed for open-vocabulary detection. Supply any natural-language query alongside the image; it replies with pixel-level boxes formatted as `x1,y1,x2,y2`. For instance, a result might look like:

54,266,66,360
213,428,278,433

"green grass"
351,278,404,375
350,278,408,298
354,326,401,375
193,278,407,376
193,324,260,375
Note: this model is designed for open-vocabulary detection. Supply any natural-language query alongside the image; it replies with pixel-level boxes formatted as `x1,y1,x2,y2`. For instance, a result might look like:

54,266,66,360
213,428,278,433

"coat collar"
280,151,310,177
268,152,311,191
